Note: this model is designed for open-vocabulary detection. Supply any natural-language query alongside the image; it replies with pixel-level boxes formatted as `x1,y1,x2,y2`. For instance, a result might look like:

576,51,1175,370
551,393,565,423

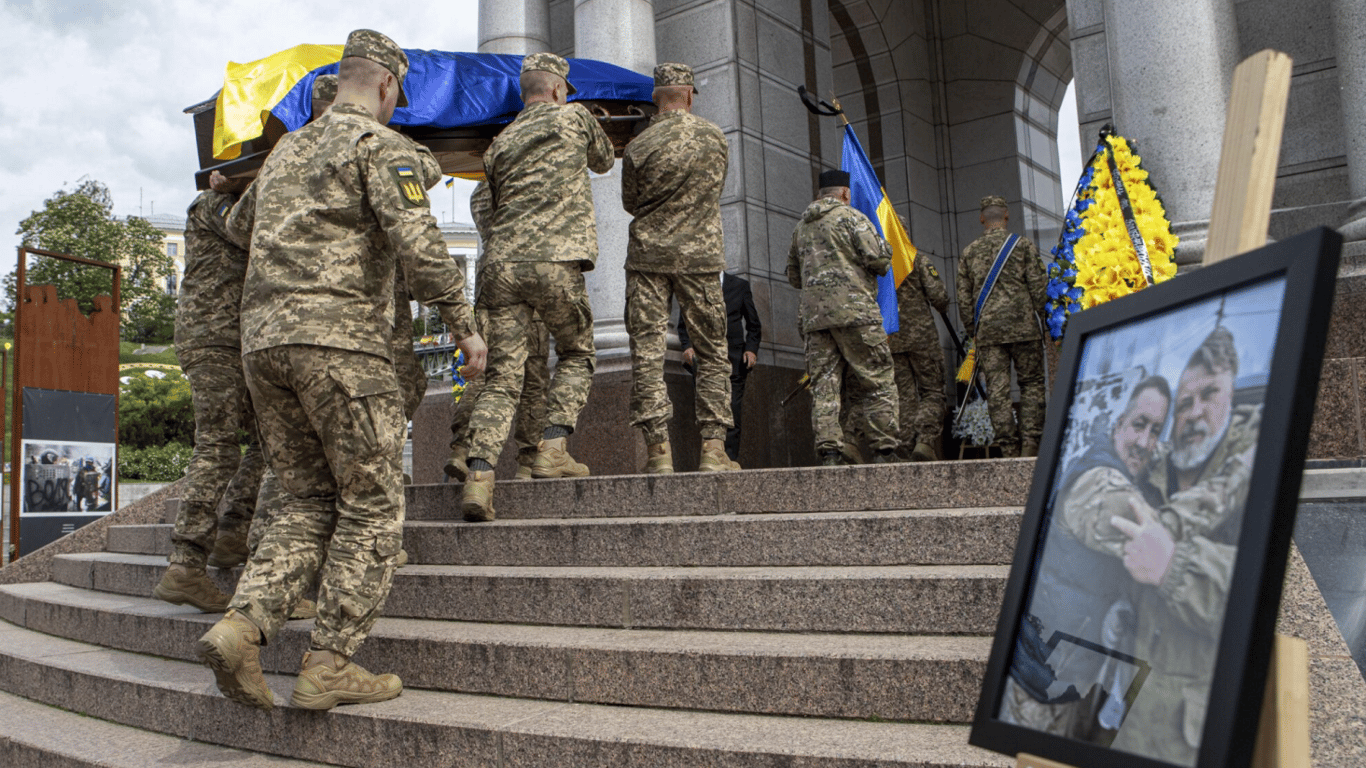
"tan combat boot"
206,530,249,569
645,441,674,474
197,609,274,710
531,437,590,478
153,563,231,613
1020,438,1040,458
291,649,402,710
290,598,319,620
514,450,536,481
910,442,937,463
443,445,469,482
462,469,497,522
698,438,739,472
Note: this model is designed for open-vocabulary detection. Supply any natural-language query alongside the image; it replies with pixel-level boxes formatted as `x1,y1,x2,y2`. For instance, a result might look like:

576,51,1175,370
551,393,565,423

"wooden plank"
1203,49,1293,265
1251,634,1311,768
1017,753,1076,768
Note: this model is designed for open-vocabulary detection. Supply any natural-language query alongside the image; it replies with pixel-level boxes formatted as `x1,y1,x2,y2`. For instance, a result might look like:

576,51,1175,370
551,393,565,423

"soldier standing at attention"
787,170,899,466
198,29,487,712
461,53,614,521
622,62,736,474
445,180,550,481
151,171,265,612
956,195,1048,458
889,236,950,462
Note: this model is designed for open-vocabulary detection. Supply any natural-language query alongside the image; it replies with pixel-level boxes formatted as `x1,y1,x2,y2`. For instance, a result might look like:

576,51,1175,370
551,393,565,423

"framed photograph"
970,227,1343,768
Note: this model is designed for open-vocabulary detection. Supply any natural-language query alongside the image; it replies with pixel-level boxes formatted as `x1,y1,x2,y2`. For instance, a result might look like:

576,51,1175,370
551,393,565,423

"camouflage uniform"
622,105,731,444
466,97,614,466
889,253,950,457
449,181,549,464
224,100,475,656
957,223,1047,456
170,189,265,568
787,196,898,455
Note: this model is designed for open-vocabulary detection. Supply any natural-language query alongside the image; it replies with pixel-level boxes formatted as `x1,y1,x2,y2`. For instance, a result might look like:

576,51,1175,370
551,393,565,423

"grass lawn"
119,342,179,367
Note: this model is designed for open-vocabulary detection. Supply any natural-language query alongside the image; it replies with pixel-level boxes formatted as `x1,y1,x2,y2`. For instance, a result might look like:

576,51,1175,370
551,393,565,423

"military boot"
443,445,469,482
154,564,231,613
645,441,674,474
514,450,536,480
911,442,937,462
872,448,899,464
462,470,497,522
291,649,403,710
1020,438,1040,458
290,598,319,620
698,439,738,472
999,442,1021,459
819,450,843,467
197,609,273,710
531,437,590,478
206,530,249,569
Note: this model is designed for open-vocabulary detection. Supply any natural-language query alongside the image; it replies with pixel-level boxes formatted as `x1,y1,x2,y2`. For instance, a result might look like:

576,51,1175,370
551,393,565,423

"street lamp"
2,341,9,565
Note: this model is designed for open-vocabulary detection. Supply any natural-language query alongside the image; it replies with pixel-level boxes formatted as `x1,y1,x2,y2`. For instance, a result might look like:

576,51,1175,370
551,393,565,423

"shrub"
119,442,192,482
120,370,194,449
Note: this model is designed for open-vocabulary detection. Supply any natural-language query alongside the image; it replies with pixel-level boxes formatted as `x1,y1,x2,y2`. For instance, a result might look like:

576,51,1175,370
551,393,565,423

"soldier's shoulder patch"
390,165,429,209
927,262,939,279
216,201,231,218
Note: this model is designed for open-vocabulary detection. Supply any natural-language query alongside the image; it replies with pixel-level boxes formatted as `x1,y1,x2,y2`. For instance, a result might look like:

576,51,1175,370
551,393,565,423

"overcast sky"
0,0,481,280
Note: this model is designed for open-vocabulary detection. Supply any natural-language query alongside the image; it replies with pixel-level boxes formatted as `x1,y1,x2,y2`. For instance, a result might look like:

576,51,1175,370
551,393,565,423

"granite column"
1330,0,1366,246
478,0,551,55
1102,0,1240,266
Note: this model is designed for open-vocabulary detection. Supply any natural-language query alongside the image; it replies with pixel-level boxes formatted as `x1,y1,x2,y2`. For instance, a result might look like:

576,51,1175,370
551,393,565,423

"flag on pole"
840,124,917,334
445,177,456,188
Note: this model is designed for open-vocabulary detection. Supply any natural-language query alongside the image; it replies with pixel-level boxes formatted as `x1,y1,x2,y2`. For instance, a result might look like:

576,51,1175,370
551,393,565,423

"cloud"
1,0,480,277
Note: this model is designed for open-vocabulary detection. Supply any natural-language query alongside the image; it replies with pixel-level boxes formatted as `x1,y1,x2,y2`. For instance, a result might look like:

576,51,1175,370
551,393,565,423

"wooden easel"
1017,49,1309,768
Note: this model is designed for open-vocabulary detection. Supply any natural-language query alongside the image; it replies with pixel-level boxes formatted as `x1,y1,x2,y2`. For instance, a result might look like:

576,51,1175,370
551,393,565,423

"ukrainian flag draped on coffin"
840,124,918,334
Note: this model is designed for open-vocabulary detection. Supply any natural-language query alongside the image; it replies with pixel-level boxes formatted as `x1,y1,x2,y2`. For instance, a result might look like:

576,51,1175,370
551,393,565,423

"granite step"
0,582,990,722
106,507,1022,567
404,459,1037,520
53,552,1009,634
0,688,326,767
0,618,1011,768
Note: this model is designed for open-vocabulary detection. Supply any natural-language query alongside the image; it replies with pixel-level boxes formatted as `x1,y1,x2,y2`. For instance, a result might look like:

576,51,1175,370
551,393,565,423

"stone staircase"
0,462,1360,766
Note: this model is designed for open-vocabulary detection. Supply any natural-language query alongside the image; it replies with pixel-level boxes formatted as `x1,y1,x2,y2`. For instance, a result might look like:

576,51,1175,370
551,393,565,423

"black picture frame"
969,227,1343,768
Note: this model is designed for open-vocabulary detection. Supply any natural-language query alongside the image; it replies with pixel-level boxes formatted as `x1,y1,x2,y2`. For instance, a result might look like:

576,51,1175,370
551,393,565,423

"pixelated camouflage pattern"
170,346,263,567
481,102,614,270
232,346,405,656
956,227,1047,344
626,270,731,444
977,341,1045,452
391,266,426,419
312,74,338,104
888,253,948,353
449,307,549,453
621,109,728,273
786,198,891,333
653,62,698,91
343,29,409,105
521,52,576,94
805,324,898,454
893,347,945,452
467,261,596,465
470,181,493,241
175,191,248,352
229,103,475,360
246,466,282,556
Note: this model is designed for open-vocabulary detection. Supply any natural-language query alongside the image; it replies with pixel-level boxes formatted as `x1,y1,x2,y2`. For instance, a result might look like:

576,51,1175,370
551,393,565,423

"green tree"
119,371,195,449
4,180,176,341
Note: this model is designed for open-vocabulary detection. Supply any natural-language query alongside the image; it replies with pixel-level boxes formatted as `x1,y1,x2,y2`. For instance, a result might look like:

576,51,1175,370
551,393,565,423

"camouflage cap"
653,62,698,94
521,52,578,95
343,29,409,107
312,74,338,104
980,195,1008,211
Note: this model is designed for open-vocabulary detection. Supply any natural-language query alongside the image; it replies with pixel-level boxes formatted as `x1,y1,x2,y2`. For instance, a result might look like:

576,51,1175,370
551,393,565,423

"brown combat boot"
532,437,590,478
645,441,674,474
462,470,497,522
911,442,937,463
698,439,739,472
291,649,402,710
153,564,231,613
197,609,273,710
443,445,469,482
206,530,249,569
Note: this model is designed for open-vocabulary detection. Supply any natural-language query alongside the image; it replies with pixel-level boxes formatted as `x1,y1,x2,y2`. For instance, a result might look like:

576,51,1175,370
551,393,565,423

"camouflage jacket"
621,109,728,273
175,190,247,352
888,253,949,353
482,101,614,270
229,103,475,360
470,181,493,242
956,227,1047,344
786,197,891,333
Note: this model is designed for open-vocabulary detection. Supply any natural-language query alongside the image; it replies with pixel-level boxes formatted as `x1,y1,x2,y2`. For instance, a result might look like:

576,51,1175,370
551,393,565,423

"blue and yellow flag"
841,124,917,334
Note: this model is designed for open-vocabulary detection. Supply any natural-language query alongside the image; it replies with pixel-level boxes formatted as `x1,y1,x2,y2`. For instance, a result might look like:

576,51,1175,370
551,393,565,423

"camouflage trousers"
449,308,549,455
467,262,596,466
626,270,732,444
979,341,1045,453
392,339,428,421
805,324,898,454
171,345,265,568
893,345,946,454
232,346,406,658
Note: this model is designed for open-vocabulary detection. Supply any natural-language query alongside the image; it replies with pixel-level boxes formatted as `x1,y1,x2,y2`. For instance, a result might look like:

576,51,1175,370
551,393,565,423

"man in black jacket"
679,272,762,461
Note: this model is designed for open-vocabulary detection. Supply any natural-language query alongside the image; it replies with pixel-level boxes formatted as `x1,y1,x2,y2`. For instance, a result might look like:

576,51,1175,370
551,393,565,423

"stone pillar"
1330,0,1366,247
478,0,551,55
1103,0,1240,266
